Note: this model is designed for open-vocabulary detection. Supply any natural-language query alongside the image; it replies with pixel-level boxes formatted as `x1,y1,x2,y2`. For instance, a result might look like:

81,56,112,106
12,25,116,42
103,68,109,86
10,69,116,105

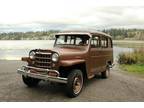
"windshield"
55,35,90,47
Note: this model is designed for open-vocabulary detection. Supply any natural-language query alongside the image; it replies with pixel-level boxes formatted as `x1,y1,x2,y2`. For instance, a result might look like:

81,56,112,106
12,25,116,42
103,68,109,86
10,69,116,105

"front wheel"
22,75,40,87
66,69,83,98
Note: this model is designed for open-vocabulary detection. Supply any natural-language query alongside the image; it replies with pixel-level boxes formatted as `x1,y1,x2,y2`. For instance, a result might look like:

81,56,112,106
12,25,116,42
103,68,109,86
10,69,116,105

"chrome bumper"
109,64,115,68
17,66,67,84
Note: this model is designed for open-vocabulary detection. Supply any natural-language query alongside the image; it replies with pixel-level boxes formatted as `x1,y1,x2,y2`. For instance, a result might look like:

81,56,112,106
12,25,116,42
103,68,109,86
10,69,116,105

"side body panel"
87,34,113,79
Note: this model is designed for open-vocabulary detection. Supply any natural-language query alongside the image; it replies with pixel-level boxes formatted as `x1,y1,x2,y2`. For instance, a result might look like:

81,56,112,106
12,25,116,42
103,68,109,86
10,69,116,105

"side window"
108,38,112,48
91,36,100,48
75,37,81,45
101,37,108,48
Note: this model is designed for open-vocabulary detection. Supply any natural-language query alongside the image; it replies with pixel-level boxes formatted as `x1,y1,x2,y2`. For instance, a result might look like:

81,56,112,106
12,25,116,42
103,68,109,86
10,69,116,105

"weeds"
118,48,144,65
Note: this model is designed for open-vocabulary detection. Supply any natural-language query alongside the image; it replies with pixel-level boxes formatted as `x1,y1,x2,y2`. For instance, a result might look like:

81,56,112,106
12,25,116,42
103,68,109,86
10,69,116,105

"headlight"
29,51,35,59
52,53,59,62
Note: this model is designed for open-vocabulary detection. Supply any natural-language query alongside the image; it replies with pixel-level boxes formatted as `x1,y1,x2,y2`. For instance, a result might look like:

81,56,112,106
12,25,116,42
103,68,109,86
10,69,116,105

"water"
0,40,138,60
0,40,54,60
113,46,133,61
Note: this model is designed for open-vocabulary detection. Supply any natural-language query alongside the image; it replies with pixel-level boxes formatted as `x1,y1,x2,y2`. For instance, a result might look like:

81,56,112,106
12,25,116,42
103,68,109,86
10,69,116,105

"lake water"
0,40,138,61
0,40,54,60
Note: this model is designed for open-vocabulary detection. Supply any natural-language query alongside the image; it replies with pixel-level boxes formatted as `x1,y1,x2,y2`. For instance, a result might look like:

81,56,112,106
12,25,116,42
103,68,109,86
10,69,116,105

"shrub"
118,48,144,65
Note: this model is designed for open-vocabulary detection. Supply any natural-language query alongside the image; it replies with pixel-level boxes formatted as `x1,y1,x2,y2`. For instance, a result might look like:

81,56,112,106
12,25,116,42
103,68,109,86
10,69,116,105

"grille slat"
34,52,52,69
35,61,51,64
35,57,51,59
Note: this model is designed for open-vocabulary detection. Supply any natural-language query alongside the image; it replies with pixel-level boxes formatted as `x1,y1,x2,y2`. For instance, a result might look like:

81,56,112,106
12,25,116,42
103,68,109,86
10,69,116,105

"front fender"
60,59,85,67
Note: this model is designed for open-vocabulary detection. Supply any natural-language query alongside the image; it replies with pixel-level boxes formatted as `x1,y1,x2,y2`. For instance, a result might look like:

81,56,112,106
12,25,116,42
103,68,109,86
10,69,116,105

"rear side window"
101,37,108,48
91,36,100,48
108,38,112,48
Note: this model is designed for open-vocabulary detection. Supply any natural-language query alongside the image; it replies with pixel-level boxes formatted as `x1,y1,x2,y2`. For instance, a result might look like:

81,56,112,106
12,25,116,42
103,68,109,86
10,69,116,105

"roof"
55,30,112,38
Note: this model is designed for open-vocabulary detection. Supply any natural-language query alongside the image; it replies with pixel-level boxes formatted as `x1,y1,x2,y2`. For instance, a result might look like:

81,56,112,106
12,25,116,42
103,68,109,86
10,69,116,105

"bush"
118,48,144,65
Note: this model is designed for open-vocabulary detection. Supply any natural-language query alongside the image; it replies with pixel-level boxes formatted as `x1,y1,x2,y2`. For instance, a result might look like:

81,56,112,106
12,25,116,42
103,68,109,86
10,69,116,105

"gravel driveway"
0,60,144,101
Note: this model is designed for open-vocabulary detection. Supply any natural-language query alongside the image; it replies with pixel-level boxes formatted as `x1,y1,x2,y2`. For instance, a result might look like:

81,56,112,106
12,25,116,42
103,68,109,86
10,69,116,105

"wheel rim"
73,75,83,95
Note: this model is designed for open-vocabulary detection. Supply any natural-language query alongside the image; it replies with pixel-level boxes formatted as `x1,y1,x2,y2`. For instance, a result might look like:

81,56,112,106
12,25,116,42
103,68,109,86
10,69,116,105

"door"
89,36,101,75
100,36,112,72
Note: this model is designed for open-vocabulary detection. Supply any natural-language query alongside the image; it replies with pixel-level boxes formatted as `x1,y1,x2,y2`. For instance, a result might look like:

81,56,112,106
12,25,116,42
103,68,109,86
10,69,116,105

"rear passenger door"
99,36,109,72
90,35,101,74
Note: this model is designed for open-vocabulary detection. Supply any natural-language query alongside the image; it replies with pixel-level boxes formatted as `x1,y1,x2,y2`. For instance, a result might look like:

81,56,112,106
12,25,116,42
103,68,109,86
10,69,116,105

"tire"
101,67,110,79
22,75,40,87
66,69,83,98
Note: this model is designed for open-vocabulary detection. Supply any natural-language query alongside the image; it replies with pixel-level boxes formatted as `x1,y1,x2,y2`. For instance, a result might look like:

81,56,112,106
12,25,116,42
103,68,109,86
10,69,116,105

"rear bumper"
17,66,67,84
109,63,115,68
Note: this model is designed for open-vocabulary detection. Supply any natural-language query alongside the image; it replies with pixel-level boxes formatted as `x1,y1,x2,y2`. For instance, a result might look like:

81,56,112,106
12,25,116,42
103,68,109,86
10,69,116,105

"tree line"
0,29,144,40
102,29,144,40
0,30,59,40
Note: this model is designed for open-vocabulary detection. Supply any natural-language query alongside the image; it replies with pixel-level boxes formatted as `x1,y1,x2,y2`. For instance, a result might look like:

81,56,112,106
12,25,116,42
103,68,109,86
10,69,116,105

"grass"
120,64,144,74
118,48,144,75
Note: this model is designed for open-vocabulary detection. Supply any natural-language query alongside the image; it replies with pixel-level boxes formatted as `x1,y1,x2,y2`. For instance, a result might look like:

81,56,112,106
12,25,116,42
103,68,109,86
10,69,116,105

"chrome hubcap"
73,76,83,94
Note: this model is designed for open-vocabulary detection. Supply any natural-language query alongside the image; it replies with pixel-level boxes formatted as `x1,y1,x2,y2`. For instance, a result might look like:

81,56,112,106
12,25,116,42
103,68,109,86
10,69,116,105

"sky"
0,0,144,32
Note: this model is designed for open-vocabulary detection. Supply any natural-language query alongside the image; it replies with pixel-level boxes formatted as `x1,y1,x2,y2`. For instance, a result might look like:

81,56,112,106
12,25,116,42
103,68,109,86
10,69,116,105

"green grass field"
120,64,144,74
118,47,144,76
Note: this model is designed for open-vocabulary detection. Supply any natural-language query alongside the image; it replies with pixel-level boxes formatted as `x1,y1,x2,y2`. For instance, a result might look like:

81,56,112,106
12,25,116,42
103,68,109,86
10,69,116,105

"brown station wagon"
17,31,113,97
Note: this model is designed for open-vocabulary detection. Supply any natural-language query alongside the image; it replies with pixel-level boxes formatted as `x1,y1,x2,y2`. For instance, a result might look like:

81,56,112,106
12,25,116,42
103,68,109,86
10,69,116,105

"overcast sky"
0,0,144,32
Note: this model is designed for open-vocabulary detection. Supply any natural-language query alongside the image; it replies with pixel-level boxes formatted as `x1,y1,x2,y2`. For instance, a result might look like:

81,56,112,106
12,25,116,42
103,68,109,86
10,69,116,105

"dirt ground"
0,60,144,102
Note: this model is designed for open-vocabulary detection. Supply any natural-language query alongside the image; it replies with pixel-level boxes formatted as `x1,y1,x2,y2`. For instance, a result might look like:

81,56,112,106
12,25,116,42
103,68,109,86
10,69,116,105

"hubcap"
73,75,83,94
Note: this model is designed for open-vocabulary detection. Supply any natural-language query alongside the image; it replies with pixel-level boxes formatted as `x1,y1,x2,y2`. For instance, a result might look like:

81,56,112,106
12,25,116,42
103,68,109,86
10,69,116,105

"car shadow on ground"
22,74,105,100
83,74,104,88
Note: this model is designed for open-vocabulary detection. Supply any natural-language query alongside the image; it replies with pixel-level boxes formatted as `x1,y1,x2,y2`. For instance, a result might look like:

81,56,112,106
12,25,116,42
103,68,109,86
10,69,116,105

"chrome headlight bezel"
52,53,59,62
29,51,35,59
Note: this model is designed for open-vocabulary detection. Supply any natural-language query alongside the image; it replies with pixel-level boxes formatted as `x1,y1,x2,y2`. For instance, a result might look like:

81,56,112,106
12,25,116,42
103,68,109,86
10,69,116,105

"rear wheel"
66,69,83,98
101,67,110,79
22,75,40,87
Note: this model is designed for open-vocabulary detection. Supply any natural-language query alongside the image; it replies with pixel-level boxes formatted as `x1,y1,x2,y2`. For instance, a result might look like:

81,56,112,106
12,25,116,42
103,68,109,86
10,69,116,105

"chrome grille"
34,52,52,69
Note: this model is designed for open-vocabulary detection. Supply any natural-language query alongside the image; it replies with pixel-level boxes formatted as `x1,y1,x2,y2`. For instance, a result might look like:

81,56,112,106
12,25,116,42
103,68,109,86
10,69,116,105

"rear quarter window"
108,38,112,48
101,37,108,48
91,36,100,48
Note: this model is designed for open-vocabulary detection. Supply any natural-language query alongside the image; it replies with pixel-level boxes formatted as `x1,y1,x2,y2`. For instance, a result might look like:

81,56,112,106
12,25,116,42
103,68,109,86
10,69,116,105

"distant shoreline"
113,40,144,44
113,40,144,48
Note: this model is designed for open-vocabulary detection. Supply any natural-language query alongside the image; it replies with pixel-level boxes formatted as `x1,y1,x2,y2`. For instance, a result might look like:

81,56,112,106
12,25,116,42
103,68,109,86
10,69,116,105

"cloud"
79,6,144,28
0,0,144,32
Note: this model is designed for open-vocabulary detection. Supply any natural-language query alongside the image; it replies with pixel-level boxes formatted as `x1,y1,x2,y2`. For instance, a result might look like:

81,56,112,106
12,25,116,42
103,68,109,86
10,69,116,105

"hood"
52,47,87,60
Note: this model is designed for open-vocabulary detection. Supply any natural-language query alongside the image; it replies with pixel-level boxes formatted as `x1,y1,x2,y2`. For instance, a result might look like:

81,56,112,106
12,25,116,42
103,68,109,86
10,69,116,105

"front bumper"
17,66,67,84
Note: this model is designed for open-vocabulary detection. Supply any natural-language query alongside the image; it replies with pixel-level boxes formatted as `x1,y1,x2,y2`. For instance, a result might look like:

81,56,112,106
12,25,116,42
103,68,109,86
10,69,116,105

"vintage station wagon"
17,31,113,97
